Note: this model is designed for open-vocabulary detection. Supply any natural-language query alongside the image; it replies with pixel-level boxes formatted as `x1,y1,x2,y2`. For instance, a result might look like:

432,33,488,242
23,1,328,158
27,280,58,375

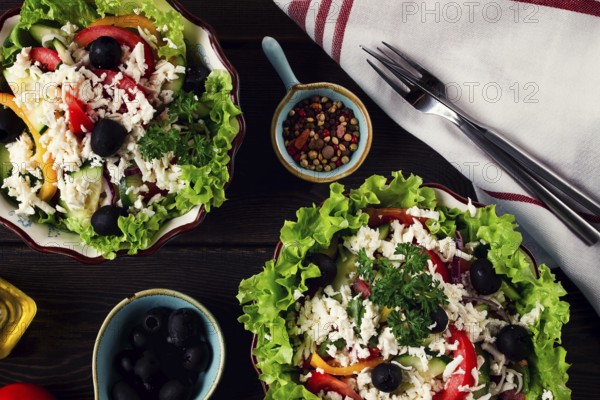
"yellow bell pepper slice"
0,93,57,202
90,15,161,42
381,306,393,322
310,352,384,376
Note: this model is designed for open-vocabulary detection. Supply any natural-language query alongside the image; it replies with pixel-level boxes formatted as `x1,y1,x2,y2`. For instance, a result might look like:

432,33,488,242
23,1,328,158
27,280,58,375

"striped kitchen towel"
274,0,600,314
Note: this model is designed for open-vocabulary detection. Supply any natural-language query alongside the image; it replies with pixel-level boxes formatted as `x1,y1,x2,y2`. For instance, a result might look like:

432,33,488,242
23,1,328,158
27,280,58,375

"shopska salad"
238,172,570,400
0,0,241,258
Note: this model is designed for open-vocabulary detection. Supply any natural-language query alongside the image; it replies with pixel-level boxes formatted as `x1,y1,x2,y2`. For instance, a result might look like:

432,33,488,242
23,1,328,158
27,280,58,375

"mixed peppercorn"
283,96,360,173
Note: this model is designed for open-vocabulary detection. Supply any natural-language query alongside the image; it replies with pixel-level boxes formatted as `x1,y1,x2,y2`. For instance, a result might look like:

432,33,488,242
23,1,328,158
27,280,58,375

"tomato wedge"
352,278,371,298
306,371,362,400
29,48,61,71
363,207,428,228
0,383,56,400
65,92,94,136
74,26,155,77
426,249,450,283
93,69,144,98
433,326,477,400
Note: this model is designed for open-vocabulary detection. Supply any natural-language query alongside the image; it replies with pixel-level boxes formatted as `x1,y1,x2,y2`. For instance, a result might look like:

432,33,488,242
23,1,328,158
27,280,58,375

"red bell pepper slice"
426,249,450,283
306,371,362,400
433,326,477,400
65,92,94,136
363,208,428,228
74,26,155,77
29,48,61,71
352,278,371,298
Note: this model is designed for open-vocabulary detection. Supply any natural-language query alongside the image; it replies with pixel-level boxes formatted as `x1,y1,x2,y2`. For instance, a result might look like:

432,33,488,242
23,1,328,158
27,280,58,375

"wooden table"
0,1,598,399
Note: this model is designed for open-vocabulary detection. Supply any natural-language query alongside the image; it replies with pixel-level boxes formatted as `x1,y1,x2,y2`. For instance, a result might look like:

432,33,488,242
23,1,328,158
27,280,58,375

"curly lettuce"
2,0,97,64
237,172,570,400
95,0,186,59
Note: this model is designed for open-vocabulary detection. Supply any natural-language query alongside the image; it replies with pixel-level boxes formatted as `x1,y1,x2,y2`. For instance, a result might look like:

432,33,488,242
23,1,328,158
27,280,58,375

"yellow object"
90,15,161,42
380,306,392,322
0,277,37,359
310,352,384,376
0,93,57,201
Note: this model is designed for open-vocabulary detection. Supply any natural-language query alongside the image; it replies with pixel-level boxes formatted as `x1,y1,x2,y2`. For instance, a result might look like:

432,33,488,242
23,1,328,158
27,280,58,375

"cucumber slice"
59,166,103,222
29,24,66,47
319,238,339,259
2,69,48,133
501,280,521,301
119,174,143,208
0,142,12,183
473,344,491,398
7,26,36,49
162,55,186,94
378,224,391,240
513,363,530,394
393,354,450,380
332,246,359,290
52,39,73,65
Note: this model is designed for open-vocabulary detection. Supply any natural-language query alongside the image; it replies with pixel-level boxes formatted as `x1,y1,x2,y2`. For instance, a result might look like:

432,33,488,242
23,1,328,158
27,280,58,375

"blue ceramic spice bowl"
93,289,225,399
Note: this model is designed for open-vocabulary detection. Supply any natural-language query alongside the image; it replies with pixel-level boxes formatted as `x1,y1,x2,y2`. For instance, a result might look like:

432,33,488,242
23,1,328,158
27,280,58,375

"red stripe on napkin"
288,0,312,29
484,190,600,223
315,0,333,46
514,0,600,17
332,0,354,63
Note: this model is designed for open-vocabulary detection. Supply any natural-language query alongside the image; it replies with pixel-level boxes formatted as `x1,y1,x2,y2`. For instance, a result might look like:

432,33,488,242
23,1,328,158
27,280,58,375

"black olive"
473,243,491,259
429,306,449,333
308,253,338,288
89,36,122,70
159,380,192,400
496,324,533,362
371,363,402,393
129,324,149,349
111,380,141,400
182,65,210,96
92,205,127,236
167,308,201,348
134,350,161,381
0,107,26,144
91,118,127,157
470,258,502,295
115,349,138,375
144,307,172,335
183,342,212,372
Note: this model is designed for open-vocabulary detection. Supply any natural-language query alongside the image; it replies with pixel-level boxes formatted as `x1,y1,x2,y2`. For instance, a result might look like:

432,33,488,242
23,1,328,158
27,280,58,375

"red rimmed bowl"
249,183,539,394
0,0,246,264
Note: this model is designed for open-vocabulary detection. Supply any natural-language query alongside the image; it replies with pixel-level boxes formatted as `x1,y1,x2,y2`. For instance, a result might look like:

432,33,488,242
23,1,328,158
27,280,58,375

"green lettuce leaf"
2,0,97,63
237,172,570,400
95,0,186,59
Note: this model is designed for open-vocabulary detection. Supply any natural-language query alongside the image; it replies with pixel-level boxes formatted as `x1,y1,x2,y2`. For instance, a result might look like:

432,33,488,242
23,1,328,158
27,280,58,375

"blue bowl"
93,289,225,399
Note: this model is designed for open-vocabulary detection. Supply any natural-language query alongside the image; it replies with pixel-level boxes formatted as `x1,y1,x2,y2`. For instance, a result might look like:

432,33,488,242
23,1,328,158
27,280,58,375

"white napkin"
275,0,600,314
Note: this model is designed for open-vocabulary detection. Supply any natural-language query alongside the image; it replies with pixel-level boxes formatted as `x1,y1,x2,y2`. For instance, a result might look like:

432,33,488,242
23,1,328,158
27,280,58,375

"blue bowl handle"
262,36,300,92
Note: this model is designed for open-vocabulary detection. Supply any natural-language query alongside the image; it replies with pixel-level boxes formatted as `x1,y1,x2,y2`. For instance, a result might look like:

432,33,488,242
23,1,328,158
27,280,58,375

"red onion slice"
102,169,116,206
463,295,510,322
450,256,462,284
124,167,141,177
455,230,464,251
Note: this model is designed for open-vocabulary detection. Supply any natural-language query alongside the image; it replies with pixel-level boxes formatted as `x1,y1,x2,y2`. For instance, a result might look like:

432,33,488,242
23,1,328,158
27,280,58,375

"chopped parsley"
138,91,212,166
356,243,448,346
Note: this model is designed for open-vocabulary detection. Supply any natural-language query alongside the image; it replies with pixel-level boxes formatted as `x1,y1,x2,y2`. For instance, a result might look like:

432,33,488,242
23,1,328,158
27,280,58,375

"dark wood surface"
0,1,598,399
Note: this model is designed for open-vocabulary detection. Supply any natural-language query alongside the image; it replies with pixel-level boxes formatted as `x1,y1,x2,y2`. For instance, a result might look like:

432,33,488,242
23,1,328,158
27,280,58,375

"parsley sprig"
139,91,212,166
356,243,448,346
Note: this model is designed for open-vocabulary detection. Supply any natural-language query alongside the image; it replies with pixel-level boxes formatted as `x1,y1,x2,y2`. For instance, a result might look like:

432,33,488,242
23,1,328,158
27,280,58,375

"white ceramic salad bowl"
0,0,245,264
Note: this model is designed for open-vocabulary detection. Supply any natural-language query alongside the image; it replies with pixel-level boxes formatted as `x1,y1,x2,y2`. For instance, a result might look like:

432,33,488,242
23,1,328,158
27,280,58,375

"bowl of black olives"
93,289,225,400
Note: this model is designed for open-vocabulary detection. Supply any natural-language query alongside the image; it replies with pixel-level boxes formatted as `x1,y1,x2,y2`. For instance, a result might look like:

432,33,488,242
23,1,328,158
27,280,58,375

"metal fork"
363,46,600,245
367,42,600,217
